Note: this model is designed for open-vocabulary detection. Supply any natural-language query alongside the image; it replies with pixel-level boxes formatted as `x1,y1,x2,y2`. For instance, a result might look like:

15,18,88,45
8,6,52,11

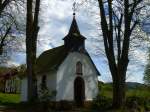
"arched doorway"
74,77,85,106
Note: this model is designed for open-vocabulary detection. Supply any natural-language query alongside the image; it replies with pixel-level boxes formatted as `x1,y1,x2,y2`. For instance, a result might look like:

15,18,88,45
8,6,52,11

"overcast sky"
6,0,150,83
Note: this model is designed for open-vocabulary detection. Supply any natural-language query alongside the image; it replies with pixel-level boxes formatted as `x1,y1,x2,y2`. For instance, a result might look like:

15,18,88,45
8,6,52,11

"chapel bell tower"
63,12,86,51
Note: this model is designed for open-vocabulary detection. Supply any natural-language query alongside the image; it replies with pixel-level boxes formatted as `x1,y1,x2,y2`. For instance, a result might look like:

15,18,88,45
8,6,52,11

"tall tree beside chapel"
97,0,143,108
26,0,41,101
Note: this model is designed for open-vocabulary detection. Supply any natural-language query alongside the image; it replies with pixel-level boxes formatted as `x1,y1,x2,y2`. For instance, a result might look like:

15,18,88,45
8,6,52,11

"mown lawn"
0,93,20,105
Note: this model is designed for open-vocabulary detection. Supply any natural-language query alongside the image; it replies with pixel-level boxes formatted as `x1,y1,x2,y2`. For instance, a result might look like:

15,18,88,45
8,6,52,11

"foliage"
95,83,150,111
92,94,112,110
16,64,26,79
126,96,150,111
126,87,150,111
98,82,113,98
92,83,112,110
38,83,56,112
38,84,56,102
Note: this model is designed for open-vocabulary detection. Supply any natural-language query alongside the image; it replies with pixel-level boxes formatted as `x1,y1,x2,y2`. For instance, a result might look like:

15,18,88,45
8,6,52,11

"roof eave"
84,50,101,76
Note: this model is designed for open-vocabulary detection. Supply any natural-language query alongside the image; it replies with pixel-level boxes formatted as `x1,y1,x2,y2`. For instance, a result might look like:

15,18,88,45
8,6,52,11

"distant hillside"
103,82,146,89
126,82,145,89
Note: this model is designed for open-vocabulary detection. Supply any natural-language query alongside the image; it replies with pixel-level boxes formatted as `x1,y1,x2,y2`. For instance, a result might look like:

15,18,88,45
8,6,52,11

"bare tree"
97,0,144,108
26,0,41,101
0,0,24,55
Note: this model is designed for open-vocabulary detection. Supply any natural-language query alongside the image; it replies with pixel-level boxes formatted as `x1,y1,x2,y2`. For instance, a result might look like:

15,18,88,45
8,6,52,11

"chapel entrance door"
74,77,85,107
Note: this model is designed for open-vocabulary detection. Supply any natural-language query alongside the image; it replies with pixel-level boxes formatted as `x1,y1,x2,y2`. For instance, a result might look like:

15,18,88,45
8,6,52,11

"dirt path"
0,105,18,112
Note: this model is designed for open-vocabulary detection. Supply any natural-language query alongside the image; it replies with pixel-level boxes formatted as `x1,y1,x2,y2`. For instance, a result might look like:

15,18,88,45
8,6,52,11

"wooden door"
74,77,85,106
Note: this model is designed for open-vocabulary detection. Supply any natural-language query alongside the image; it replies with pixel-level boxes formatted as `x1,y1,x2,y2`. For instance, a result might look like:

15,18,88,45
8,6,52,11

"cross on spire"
72,1,77,16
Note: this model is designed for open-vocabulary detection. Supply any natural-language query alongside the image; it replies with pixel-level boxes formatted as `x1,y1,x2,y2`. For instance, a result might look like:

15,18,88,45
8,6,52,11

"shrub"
126,96,144,107
145,99,150,111
92,94,112,110
38,83,57,112
126,96,150,111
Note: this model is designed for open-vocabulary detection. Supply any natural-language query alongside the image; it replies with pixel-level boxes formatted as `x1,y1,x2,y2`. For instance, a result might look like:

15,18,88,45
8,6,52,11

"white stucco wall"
21,71,57,102
21,78,28,102
56,52,98,101
21,52,99,102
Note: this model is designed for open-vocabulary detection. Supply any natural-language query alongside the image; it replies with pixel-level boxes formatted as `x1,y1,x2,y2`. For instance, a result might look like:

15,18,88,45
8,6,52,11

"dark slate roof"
84,52,101,76
63,16,86,40
35,45,101,76
69,16,80,35
0,69,18,80
35,45,68,74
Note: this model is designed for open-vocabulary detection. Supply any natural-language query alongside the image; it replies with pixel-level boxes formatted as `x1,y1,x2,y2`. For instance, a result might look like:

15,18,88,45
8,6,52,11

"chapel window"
41,75,47,88
76,61,82,75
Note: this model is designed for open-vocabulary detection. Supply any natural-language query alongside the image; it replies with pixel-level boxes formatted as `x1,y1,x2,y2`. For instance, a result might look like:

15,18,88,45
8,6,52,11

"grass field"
100,83,150,99
0,93,20,105
0,84,149,112
97,83,150,111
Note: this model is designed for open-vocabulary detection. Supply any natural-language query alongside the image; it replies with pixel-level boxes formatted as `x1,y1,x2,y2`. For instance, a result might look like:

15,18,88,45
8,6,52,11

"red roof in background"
0,69,18,80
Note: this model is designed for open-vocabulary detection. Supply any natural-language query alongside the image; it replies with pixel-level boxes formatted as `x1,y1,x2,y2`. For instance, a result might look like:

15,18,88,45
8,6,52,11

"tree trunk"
97,0,142,109
111,60,128,108
26,0,34,101
112,74,126,108
3,80,6,93
26,0,40,101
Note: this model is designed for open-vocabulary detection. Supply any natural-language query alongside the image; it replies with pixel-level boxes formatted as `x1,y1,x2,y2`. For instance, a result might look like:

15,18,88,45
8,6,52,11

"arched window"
41,75,47,89
76,61,82,75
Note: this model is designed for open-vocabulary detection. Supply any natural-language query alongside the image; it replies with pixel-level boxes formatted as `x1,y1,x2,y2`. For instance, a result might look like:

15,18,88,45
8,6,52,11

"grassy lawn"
100,83,150,98
0,93,20,105
0,85,149,112
127,88,150,98
97,83,150,111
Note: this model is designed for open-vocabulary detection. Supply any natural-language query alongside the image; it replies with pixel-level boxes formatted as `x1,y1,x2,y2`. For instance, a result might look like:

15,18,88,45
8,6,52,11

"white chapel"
21,13,100,105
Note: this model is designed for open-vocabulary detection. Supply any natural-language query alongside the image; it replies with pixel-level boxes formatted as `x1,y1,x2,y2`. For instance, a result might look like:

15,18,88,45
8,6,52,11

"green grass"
0,92,20,105
127,88,150,98
0,84,149,112
100,84,113,98
97,83,150,111
100,83,150,98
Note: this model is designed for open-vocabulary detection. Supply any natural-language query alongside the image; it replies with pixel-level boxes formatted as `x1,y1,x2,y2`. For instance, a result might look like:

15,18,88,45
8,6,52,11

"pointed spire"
63,1,86,42
68,1,80,35
68,13,80,35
